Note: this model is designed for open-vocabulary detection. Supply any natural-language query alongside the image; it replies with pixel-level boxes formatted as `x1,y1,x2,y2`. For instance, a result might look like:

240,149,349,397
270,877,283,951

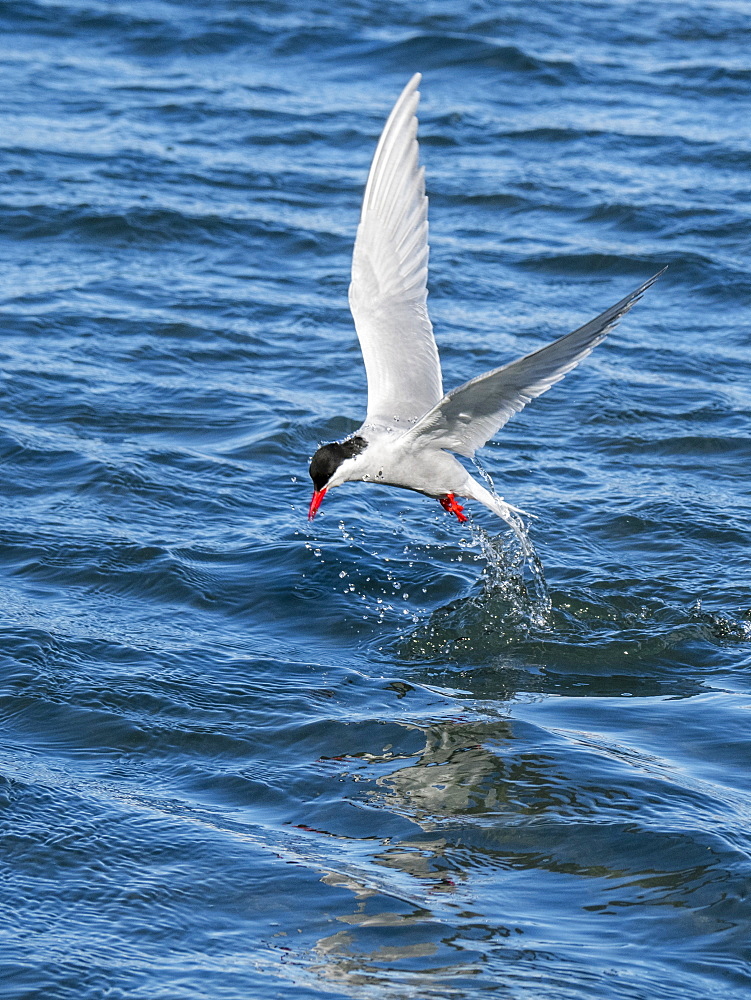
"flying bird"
308,73,664,530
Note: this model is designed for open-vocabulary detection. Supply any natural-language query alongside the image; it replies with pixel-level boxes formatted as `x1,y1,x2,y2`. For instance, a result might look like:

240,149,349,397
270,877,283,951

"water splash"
469,459,552,629
689,599,751,642
395,517,553,664
470,518,552,631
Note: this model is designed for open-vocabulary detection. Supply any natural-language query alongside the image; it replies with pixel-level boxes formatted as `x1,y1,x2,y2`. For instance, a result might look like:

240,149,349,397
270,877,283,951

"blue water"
1,2,750,998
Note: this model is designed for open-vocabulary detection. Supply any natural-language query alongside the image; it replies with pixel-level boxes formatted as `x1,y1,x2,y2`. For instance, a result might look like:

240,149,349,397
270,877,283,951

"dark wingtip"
643,264,669,288
627,264,668,309
609,265,667,327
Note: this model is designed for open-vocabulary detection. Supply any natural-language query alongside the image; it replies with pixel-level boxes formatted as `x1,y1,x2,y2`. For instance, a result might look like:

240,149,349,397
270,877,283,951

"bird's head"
308,435,367,519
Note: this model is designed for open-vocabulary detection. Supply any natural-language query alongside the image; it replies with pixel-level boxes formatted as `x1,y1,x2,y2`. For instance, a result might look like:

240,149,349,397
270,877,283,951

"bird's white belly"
353,438,469,498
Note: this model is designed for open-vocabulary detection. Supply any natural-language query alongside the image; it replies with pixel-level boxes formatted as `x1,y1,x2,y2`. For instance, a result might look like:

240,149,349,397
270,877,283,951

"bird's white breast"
343,432,470,499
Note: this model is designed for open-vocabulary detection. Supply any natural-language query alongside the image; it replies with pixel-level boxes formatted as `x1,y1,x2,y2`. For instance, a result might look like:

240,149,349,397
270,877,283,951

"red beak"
308,488,327,520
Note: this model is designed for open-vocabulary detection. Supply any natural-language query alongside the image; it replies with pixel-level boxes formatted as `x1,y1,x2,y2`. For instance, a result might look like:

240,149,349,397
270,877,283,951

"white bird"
308,73,664,530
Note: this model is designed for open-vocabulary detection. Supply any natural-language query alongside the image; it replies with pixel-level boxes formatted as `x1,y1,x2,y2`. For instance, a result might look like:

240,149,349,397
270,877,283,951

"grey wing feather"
405,268,666,458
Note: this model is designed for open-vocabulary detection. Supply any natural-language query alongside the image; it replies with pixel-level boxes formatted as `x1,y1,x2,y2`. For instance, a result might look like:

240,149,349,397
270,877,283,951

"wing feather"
404,269,666,457
349,74,443,431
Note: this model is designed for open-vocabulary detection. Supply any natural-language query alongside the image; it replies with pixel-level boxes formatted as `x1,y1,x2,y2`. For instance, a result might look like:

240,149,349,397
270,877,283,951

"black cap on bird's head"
308,436,367,519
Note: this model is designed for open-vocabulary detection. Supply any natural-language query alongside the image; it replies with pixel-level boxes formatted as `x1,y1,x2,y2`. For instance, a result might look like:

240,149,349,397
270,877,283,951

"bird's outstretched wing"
349,73,443,431
403,268,666,458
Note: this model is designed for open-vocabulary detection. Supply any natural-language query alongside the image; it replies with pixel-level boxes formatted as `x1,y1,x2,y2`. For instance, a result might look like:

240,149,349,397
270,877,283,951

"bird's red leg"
439,493,468,523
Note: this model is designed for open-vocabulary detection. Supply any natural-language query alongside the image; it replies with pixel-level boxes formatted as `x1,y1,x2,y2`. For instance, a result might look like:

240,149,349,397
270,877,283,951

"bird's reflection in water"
298,700,727,997
304,717,545,993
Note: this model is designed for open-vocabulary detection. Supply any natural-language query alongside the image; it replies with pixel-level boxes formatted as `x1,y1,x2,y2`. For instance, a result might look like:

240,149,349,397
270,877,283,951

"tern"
308,73,664,530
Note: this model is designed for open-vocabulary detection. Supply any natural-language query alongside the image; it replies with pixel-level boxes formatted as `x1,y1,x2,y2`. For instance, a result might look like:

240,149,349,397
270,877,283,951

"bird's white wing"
349,73,443,432
403,269,666,458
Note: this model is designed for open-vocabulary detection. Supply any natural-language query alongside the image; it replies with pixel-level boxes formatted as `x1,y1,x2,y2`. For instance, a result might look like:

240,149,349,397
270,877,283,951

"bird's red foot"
439,493,468,523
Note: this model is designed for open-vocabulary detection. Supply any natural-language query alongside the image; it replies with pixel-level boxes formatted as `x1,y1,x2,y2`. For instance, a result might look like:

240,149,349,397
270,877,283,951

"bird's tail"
463,477,530,539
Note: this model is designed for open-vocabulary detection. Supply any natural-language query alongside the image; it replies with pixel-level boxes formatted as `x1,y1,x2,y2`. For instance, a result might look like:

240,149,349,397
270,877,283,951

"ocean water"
1,1,750,997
